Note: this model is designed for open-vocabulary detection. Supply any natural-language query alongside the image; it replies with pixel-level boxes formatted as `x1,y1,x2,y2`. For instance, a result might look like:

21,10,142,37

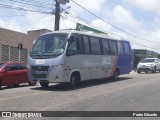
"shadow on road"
137,71,160,74
0,84,30,90
30,77,133,91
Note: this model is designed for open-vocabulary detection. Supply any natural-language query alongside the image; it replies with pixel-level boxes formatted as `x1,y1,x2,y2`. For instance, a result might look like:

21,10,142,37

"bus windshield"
31,33,68,57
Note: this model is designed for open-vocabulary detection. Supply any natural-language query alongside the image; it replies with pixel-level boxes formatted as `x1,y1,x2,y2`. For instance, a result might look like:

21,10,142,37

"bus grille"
31,66,49,78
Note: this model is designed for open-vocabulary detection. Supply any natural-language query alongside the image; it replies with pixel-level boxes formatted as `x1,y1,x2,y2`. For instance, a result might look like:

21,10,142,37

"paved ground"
1,71,160,120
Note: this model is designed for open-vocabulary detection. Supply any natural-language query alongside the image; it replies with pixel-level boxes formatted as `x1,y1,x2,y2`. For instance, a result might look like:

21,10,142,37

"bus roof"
40,30,126,42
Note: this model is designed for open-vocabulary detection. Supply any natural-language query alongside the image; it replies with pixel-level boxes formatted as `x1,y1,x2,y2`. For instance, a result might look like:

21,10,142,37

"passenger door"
2,63,19,86
65,34,91,81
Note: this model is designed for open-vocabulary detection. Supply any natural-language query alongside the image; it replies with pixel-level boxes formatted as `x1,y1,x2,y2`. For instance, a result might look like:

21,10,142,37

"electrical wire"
70,0,160,44
6,0,52,9
0,3,51,14
63,12,160,50
0,14,25,17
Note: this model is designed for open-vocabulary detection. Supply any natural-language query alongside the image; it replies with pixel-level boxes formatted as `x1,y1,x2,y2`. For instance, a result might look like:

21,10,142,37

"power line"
5,0,52,9
62,12,160,50
0,3,51,14
0,14,25,17
20,0,53,8
70,0,160,44
61,16,68,29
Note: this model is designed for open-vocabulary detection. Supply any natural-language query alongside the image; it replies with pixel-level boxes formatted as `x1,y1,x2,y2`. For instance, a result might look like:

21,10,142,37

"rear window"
18,63,27,70
141,59,155,63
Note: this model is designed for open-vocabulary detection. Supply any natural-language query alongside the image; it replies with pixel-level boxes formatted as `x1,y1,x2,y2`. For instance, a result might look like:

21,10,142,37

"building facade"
0,27,52,63
133,49,160,69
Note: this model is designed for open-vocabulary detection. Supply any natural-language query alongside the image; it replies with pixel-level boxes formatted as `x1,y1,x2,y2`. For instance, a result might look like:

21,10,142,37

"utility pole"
54,0,60,31
54,0,70,31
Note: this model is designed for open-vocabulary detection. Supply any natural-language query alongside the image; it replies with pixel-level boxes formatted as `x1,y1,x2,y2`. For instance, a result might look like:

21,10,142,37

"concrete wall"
0,27,52,62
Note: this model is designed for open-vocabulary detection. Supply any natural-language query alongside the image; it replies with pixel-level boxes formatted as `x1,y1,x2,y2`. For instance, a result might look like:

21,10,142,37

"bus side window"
90,37,101,55
108,40,118,55
83,35,90,54
123,42,130,55
117,41,124,55
102,39,110,55
67,34,84,56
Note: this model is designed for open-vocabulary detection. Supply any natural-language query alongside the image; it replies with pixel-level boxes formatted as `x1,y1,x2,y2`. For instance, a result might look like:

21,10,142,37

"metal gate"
2,44,28,62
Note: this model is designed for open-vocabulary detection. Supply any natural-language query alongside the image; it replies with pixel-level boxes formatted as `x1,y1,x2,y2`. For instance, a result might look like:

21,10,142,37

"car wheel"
13,84,19,87
28,81,37,86
40,82,49,88
137,71,141,74
152,67,156,73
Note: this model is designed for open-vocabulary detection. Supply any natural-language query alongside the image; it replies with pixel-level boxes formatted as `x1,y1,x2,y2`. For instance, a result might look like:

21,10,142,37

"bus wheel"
70,74,79,89
28,81,37,86
112,69,119,80
40,82,49,88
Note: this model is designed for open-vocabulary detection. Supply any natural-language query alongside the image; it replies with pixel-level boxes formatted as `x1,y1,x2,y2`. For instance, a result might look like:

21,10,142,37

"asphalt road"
1,71,160,120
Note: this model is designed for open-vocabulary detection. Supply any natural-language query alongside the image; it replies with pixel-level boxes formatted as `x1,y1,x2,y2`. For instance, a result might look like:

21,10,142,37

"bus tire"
112,69,119,80
40,82,49,88
70,73,80,89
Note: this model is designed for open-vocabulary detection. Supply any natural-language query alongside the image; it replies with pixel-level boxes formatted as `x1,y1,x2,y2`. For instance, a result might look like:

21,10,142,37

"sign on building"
76,23,107,35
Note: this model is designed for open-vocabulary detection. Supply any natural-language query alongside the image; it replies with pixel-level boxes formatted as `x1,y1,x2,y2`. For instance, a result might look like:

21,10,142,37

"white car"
137,58,160,73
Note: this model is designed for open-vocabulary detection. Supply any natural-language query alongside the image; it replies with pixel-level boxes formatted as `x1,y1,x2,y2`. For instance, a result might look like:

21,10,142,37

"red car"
0,62,36,88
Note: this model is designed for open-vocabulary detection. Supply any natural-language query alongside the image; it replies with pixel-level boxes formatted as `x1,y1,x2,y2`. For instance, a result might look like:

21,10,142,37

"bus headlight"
51,64,64,71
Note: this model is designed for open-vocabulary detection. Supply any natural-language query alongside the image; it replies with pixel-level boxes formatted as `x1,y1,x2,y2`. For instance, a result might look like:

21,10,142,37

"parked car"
137,58,160,73
0,62,36,88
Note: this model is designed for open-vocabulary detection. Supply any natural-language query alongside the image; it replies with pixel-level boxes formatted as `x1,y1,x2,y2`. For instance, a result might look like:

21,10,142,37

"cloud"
0,19,23,32
69,0,107,14
111,5,141,28
25,11,54,31
123,0,160,15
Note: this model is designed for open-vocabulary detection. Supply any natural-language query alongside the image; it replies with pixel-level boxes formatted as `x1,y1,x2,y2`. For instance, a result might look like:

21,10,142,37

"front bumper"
137,66,154,72
28,65,66,83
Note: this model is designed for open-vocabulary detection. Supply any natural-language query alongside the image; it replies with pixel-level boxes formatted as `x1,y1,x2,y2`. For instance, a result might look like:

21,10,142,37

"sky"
0,0,160,53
